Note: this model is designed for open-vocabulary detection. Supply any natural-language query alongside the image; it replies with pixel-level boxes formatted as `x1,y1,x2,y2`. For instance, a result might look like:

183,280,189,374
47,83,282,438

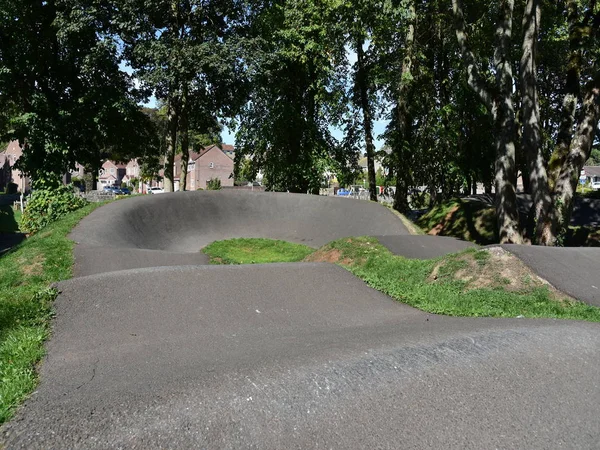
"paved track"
501,244,600,307
2,191,600,449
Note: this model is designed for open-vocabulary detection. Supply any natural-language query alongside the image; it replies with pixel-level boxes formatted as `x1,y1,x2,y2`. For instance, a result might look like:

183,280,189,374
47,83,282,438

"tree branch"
451,0,494,112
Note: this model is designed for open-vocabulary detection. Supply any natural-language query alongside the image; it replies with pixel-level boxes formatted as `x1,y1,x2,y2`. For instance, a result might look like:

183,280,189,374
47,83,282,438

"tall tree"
119,0,246,192
0,0,147,187
235,0,347,193
453,0,523,244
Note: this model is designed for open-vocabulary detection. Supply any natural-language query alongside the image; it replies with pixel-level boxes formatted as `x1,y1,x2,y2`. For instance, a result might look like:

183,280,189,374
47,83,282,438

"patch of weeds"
203,238,315,265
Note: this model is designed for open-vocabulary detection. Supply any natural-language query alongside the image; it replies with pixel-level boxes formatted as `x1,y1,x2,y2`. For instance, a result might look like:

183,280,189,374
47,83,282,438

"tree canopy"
1,0,598,244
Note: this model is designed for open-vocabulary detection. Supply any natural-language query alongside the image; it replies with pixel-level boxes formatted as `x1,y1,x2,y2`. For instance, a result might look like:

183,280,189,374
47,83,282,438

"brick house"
174,144,235,191
98,160,126,187
0,141,31,193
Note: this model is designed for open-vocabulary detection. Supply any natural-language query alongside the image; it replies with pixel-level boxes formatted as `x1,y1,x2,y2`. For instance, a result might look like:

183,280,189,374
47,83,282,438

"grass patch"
416,198,497,245
0,202,104,424
305,237,600,322
0,206,21,233
203,238,315,265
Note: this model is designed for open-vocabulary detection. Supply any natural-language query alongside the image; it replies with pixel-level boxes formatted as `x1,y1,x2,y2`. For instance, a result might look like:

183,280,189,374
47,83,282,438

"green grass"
203,238,315,264
0,206,21,233
0,202,104,424
316,237,600,321
416,198,497,245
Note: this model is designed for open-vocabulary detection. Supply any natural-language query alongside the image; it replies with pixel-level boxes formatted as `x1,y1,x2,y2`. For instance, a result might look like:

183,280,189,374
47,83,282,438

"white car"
148,187,164,194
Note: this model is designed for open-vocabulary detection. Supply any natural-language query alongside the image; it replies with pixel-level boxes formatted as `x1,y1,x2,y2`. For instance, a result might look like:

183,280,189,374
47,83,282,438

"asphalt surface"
501,244,600,307
69,190,409,252
2,191,600,449
375,235,477,259
4,264,600,449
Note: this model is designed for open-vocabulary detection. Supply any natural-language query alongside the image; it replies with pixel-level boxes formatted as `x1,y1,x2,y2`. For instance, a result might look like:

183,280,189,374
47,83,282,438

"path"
2,191,600,449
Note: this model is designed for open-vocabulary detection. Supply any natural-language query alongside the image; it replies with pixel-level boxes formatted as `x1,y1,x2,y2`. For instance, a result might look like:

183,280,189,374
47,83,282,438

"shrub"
21,185,88,234
206,178,222,190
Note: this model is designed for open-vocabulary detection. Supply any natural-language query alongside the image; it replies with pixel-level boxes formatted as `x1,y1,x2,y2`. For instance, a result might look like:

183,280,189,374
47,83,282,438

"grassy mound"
0,202,104,424
416,199,496,245
306,237,600,321
203,238,314,264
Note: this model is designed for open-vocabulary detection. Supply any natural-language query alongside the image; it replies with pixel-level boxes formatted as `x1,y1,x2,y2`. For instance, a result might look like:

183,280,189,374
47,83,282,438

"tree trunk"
453,0,522,243
356,37,377,202
393,0,415,213
520,0,550,241
179,87,190,192
547,0,581,188
538,76,600,245
163,100,178,193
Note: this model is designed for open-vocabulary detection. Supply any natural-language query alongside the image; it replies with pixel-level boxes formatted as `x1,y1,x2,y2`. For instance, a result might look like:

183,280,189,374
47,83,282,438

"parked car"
336,188,350,196
117,187,131,195
592,178,600,191
103,186,119,193
148,187,164,194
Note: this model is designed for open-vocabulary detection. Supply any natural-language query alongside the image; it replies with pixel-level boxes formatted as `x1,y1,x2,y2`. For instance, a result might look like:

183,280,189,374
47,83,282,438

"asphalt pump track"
2,191,599,449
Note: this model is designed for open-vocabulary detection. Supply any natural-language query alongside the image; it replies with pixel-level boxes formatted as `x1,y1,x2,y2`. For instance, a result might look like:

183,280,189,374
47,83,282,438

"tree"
452,0,523,244
235,0,347,193
0,0,150,187
119,0,248,192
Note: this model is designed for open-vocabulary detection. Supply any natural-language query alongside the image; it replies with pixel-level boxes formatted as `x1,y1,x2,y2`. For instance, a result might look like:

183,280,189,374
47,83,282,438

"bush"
21,185,88,234
206,178,222,190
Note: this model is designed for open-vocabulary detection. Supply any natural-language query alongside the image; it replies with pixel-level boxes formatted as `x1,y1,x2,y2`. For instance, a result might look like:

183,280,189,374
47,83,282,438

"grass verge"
203,238,315,265
0,202,103,424
306,237,600,321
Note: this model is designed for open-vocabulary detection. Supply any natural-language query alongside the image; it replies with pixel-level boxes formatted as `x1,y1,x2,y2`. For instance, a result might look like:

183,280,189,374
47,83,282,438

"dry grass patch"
20,254,45,277
429,247,563,296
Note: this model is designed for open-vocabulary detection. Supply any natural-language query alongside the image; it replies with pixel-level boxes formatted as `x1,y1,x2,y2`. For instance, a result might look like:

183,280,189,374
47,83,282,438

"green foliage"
203,238,314,265
0,202,104,423
21,185,88,234
587,148,600,166
235,0,348,193
205,178,222,191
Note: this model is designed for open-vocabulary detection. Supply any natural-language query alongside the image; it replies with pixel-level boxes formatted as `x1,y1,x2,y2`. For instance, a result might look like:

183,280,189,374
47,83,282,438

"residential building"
0,141,31,193
583,166,600,190
174,144,235,191
98,160,126,187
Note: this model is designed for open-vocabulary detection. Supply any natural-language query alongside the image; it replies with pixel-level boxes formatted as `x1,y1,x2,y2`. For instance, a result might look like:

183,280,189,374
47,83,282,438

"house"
174,144,235,191
583,166,600,190
98,160,127,187
0,141,31,193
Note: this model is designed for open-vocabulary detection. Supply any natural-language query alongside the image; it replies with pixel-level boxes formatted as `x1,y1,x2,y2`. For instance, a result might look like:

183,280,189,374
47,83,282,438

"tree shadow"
0,206,25,258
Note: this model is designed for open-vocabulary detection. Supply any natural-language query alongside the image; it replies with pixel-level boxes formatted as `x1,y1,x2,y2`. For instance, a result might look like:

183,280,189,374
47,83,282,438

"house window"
209,162,214,169
110,168,115,175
